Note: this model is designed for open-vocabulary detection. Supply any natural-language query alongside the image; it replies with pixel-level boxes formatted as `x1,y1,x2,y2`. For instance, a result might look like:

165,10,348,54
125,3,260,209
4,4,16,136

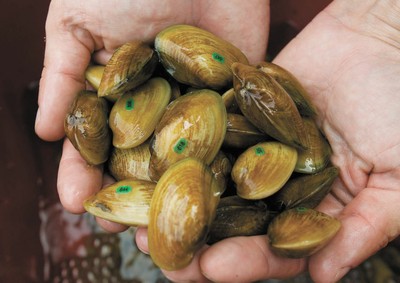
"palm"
274,7,400,281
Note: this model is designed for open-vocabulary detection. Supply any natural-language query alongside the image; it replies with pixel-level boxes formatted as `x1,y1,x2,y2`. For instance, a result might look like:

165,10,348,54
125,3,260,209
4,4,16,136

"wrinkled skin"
36,0,400,282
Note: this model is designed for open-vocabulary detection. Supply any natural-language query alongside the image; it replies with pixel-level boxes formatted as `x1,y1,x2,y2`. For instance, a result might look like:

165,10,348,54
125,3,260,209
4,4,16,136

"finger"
57,138,103,213
94,174,129,233
35,2,96,141
92,49,114,66
135,228,211,282
200,236,307,283
96,218,128,233
196,0,270,64
135,227,149,254
309,187,400,282
162,246,211,283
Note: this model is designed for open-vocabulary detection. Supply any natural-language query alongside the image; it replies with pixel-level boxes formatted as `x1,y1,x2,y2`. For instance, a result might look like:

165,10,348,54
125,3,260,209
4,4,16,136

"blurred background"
6,1,400,283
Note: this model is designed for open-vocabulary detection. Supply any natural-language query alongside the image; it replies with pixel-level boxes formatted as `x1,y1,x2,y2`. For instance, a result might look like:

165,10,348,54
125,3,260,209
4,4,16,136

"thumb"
35,3,95,141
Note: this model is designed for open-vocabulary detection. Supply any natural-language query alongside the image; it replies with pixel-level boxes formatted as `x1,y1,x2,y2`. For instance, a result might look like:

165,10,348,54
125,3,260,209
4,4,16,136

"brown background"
0,1,331,282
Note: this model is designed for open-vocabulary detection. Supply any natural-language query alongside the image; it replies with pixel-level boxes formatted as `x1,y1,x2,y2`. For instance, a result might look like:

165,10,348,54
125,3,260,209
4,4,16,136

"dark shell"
267,166,339,211
257,61,317,117
64,91,111,165
232,62,308,150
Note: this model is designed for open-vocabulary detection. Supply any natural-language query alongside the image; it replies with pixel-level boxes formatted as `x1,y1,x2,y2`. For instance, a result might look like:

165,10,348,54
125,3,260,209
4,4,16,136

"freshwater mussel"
65,23,343,271
148,157,222,270
148,88,227,181
64,90,111,165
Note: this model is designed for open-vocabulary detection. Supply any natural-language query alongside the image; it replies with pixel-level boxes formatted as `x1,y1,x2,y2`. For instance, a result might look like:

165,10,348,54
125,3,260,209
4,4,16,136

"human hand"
35,0,269,216
135,0,400,282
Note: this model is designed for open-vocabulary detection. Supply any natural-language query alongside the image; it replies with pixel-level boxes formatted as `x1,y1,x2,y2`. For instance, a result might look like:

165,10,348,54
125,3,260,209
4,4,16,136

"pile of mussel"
64,24,341,271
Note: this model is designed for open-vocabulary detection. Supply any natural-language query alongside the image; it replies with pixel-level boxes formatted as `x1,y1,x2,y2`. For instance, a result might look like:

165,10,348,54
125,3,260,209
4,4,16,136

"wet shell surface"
209,150,233,195
208,196,274,244
83,179,156,226
149,89,227,181
64,90,111,165
85,65,105,90
232,62,308,149
107,142,152,181
223,113,268,148
231,141,298,200
148,158,221,271
268,166,339,211
257,61,317,117
109,77,171,149
295,118,332,174
268,207,341,258
98,41,158,101
155,24,249,89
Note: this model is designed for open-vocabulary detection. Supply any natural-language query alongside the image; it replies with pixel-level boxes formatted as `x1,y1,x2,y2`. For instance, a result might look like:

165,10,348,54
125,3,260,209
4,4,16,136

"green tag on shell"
174,138,188,154
116,185,132,194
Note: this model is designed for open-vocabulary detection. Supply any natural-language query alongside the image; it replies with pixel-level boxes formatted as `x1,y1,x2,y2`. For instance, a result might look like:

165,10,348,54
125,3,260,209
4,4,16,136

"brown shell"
208,196,274,244
149,89,227,181
107,142,152,181
83,179,156,226
155,24,249,89
232,62,308,149
221,88,240,113
98,41,158,101
64,90,111,165
295,118,332,174
209,150,233,194
223,113,268,148
109,77,171,149
267,166,339,211
231,141,297,200
268,207,341,258
148,158,221,270
257,61,317,117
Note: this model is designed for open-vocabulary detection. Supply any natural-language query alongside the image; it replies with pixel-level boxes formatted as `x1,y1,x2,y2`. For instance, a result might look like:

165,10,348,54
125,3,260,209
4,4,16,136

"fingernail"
335,267,350,282
35,108,41,129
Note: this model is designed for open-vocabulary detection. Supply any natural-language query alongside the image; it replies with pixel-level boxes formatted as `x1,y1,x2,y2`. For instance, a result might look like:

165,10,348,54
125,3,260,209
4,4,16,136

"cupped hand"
143,1,400,282
37,0,269,214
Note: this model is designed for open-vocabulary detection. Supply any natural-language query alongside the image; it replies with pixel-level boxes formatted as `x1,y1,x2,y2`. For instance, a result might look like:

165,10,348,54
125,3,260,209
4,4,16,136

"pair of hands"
35,0,400,282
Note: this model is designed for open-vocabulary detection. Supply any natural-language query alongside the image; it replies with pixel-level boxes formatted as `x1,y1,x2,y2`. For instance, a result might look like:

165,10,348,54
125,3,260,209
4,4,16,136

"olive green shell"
155,24,249,89
98,41,158,101
64,90,111,165
148,158,221,270
149,89,227,181
232,62,308,150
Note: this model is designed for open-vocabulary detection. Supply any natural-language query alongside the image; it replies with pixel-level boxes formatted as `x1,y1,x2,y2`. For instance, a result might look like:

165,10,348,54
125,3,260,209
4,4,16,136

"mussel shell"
148,157,221,271
268,207,341,258
98,41,158,101
232,141,298,200
85,65,105,90
149,89,227,181
232,62,308,149
257,62,317,117
209,150,233,195
155,24,249,89
208,196,275,244
83,179,156,226
295,118,332,174
221,88,240,113
107,142,152,181
223,113,268,148
267,166,339,211
109,77,171,149
64,90,111,165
